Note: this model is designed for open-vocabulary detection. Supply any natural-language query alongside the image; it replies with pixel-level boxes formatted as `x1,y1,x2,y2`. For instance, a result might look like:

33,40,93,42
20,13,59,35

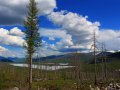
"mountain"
33,55,64,62
0,56,13,62
33,53,93,63
90,51,120,64
108,52,120,58
0,51,119,63
0,56,6,60
13,58,26,63
97,52,112,57
7,57,18,61
0,56,23,63
0,59,13,62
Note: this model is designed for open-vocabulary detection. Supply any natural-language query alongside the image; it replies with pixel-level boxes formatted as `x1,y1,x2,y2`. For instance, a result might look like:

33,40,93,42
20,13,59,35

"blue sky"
40,0,120,29
0,0,120,58
56,0,120,30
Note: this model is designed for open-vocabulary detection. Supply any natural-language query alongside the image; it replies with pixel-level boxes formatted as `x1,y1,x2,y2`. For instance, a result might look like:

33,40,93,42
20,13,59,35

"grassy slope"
41,53,93,63
0,59,120,90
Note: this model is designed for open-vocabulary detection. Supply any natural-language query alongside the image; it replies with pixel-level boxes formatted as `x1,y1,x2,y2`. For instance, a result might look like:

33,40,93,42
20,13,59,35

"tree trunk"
29,54,32,90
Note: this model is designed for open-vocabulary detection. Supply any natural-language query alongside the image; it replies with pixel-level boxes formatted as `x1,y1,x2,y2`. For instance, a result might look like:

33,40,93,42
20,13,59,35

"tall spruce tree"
24,0,41,90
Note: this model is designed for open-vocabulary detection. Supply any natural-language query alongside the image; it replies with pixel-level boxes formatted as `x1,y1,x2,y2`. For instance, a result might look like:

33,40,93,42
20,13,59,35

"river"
10,63,74,71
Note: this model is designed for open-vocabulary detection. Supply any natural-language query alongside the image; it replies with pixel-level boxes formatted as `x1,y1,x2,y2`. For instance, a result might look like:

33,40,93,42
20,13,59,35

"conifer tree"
24,0,41,90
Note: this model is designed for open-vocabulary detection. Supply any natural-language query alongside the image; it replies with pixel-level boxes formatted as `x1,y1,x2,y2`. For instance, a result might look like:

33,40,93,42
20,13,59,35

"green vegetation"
0,59,120,90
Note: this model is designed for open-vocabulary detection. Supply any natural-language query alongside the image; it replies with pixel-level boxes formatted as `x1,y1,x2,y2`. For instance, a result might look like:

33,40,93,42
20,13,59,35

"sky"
0,0,120,58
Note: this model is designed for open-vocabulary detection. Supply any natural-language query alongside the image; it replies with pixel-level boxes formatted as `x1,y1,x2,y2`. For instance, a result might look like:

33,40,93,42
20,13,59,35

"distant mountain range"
0,51,119,63
108,52,120,58
0,56,14,62
0,56,25,63
90,51,120,64
33,52,93,63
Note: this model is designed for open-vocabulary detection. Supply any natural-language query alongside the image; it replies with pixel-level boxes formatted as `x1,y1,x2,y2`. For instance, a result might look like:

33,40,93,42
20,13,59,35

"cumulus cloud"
49,37,55,41
39,28,95,52
0,0,56,24
0,46,8,52
48,11,100,49
35,47,62,57
48,11,120,51
0,46,9,57
1,19,120,57
9,27,25,37
0,46,24,58
0,27,25,46
0,26,120,57
98,29,120,50
40,28,73,50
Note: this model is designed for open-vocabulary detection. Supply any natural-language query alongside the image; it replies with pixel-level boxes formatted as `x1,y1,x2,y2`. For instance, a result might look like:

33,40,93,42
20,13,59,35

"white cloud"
1,16,120,58
49,44,58,50
0,0,57,24
98,29,120,50
49,37,55,41
48,11,100,49
35,47,62,57
0,46,8,52
40,28,73,47
37,0,57,15
0,46,9,57
1,27,120,58
9,27,24,37
0,27,25,46
48,11,120,51
0,46,24,58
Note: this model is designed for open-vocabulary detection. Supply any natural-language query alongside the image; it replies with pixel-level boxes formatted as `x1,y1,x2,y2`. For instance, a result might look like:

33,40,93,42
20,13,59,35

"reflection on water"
10,63,74,71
